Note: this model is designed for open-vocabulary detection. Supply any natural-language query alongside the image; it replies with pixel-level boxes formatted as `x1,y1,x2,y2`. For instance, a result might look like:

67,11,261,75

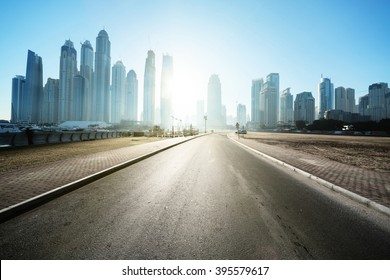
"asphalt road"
1,133,390,259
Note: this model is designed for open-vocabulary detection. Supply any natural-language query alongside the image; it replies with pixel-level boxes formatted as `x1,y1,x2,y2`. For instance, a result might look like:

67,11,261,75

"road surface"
1,133,389,259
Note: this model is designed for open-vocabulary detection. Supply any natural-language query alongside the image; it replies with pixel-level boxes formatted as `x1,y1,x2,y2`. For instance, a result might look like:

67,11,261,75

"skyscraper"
346,88,355,113
72,75,86,121
80,40,94,120
335,86,346,112
294,92,315,125
25,50,43,124
280,87,294,125
207,74,222,128
59,40,77,122
260,73,279,128
318,77,334,119
368,82,388,121
111,61,126,124
42,78,59,124
160,54,173,129
143,50,156,125
251,79,263,123
94,30,111,122
11,75,25,123
237,104,247,127
126,70,138,122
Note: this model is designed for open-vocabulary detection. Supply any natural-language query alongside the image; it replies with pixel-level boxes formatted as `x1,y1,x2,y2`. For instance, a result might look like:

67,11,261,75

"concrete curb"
229,135,390,218
0,134,205,223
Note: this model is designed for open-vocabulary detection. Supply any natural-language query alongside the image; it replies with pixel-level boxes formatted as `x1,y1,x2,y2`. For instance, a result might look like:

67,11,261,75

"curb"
0,134,205,223
229,135,390,218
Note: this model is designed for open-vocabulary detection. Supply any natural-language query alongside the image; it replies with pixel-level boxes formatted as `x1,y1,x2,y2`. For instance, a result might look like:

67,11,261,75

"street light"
204,115,207,134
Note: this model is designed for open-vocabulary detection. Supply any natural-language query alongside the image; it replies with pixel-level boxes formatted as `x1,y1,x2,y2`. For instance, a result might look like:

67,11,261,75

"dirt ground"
0,136,162,173
242,132,390,172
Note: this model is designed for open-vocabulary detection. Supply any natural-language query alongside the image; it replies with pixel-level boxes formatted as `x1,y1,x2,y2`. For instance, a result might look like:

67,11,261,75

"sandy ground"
0,136,162,172
242,132,390,172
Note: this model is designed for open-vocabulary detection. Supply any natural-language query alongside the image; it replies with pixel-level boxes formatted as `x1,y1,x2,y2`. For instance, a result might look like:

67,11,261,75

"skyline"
1,0,389,122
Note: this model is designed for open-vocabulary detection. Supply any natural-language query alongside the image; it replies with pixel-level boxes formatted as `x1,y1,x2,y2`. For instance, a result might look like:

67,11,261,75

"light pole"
204,115,207,134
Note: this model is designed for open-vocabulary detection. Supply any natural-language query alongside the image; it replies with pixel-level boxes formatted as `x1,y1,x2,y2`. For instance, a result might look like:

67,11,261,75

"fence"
0,131,121,147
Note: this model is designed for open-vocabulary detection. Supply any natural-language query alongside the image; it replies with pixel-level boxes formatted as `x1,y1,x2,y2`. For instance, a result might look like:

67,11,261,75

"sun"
172,57,205,120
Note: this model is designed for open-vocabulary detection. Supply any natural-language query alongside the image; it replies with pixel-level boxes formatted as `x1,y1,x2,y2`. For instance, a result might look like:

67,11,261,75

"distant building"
324,109,369,122
80,40,94,120
359,94,369,118
24,50,43,124
72,75,86,121
317,77,334,119
294,92,315,125
11,75,26,123
126,70,138,122
207,74,223,128
94,30,111,122
368,83,388,122
335,86,355,113
280,88,294,125
143,50,156,126
42,78,59,124
111,61,126,124
346,88,355,113
237,104,247,128
160,54,173,129
260,73,279,128
59,40,77,122
251,79,263,124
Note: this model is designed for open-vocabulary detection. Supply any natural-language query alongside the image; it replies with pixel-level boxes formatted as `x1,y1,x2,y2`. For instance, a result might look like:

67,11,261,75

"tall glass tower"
25,50,43,124
11,75,26,123
126,70,138,122
80,40,94,120
260,73,279,128
251,79,263,123
111,61,126,124
317,77,334,119
59,40,77,122
160,54,173,129
143,50,156,125
94,30,111,122
207,74,222,128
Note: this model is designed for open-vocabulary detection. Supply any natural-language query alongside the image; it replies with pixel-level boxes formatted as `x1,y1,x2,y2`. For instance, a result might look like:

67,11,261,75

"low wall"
0,131,122,147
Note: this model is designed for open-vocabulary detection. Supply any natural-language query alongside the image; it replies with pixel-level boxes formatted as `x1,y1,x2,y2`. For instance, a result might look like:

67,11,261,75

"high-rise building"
368,82,388,121
25,50,43,124
335,87,346,112
126,70,138,122
359,94,369,117
280,88,294,125
143,50,156,125
80,40,94,120
317,77,334,119
72,75,86,121
260,73,279,128
94,30,111,122
207,74,222,128
160,54,173,129
237,104,247,127
346,88,355,113
294,92,315,125
11,75,25,123
59,40,77,122
251,79,263,123
111,61,126,124
42,78,59,124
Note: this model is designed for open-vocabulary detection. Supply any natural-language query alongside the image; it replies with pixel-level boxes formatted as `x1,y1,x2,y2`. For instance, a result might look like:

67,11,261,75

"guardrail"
0,131,121,147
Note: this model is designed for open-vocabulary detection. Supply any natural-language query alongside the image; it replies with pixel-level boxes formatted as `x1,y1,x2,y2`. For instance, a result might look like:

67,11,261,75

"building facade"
260,73,279,128
80,40,94,120
237,104,247,128
160,54,173,129
94,30,111,122
280,87,294,125
42,78,59,124
11,75,26,123
143,50,156,125
251,79,263,124
126,70,138,122
317,77,334,119
25,50,43,123
111,61,126,124
294,92,315,125
207,74,223,128
368,83,388,122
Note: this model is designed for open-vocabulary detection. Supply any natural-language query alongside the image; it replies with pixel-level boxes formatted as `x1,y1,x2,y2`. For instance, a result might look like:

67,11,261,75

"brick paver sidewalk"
0,137,191,211
231,133,390,208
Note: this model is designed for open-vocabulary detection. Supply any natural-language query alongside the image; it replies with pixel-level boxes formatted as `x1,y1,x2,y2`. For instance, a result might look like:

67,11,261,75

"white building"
111,61,126,124
143,50,156,126
160,54,173,129
280,87,294,125
260,73,279,128
126,70,138,122
294,92,315,125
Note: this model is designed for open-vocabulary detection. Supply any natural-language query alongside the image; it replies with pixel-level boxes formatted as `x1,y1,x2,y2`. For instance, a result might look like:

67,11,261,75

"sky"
0,0,389,123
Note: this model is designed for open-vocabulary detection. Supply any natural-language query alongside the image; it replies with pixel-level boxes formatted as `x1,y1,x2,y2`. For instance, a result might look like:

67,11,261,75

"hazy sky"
0,0,389,122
